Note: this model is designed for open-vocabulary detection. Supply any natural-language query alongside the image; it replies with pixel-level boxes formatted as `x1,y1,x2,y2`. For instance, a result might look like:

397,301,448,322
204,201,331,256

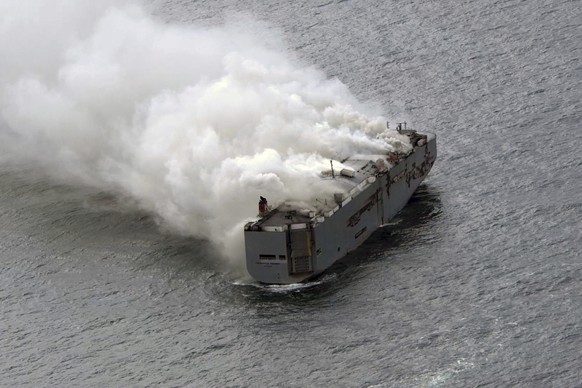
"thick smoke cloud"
0,0,410,262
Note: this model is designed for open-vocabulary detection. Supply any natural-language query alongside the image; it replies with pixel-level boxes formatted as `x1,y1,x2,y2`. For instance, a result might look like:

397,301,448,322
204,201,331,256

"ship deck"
254,156,391,228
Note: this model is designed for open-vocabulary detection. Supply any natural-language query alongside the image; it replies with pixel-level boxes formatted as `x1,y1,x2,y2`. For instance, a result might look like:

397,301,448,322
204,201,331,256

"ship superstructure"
244,128,436,284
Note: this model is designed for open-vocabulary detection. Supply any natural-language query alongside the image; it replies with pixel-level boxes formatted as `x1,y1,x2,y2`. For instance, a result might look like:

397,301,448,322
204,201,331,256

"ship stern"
244,227,315,284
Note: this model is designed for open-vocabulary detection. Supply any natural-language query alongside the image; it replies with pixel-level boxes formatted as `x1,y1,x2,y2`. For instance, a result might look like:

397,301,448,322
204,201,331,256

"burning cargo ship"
244,126,436,284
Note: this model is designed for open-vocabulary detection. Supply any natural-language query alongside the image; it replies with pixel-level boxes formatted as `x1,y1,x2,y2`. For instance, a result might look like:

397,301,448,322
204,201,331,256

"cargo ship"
244,126,436,284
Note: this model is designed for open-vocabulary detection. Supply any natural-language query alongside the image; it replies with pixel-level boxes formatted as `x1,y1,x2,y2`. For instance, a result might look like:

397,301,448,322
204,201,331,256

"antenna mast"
330,160,335,179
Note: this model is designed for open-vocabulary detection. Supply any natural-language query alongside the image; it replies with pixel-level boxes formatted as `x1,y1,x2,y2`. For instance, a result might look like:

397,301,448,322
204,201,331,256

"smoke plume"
0,0,410,262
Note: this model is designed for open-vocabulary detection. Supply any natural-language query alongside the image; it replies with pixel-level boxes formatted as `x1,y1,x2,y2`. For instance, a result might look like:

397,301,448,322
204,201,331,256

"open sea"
1,0,581,386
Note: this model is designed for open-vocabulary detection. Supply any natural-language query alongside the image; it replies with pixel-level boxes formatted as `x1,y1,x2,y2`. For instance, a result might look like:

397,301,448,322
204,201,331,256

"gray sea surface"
2,0,582,386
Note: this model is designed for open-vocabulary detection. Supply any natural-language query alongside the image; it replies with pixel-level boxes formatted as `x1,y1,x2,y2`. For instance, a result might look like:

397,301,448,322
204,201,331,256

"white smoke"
0,0,411,262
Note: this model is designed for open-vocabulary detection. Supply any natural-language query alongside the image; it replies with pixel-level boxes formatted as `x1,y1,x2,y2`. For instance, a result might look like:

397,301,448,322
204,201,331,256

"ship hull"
245,133,436,284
